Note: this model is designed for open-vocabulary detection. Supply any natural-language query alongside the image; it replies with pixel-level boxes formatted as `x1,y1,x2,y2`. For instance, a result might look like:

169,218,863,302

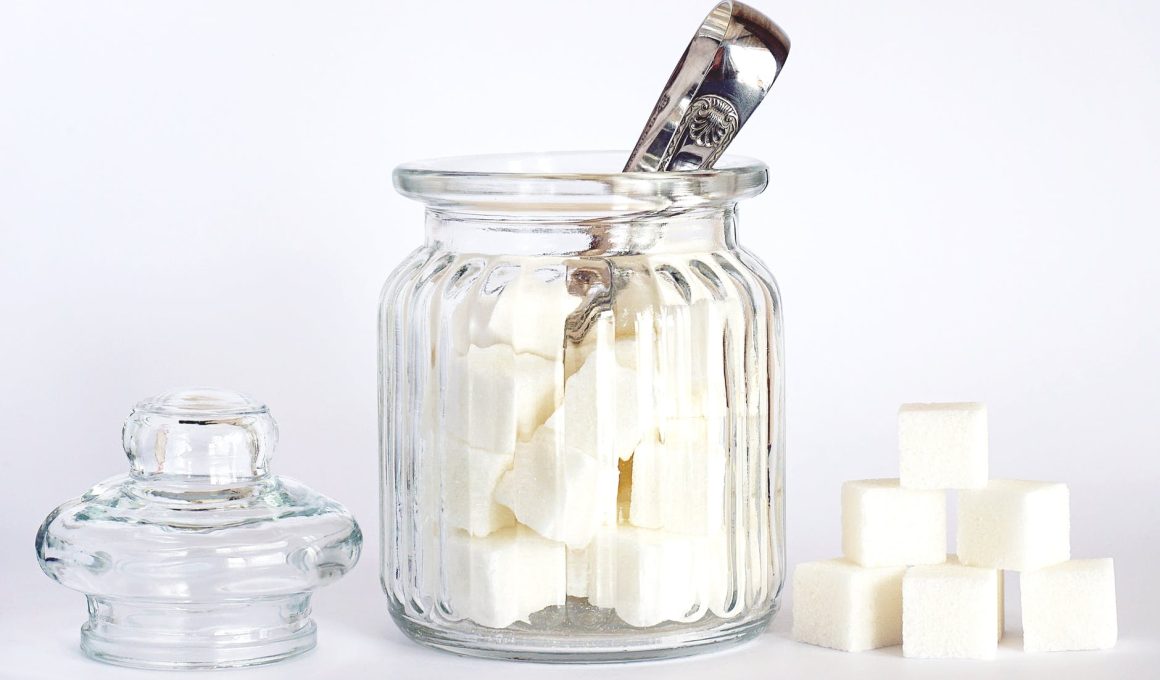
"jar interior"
381,236,784,660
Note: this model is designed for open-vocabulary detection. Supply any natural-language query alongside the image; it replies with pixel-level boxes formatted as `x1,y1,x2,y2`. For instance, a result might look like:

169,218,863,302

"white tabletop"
3,555,1155,680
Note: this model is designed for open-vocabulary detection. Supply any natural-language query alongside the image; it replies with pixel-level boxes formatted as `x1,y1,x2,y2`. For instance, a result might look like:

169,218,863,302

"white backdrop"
1,1,1157,678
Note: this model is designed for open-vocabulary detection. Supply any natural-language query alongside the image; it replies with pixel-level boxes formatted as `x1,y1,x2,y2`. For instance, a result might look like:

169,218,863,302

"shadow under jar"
381,152,784,662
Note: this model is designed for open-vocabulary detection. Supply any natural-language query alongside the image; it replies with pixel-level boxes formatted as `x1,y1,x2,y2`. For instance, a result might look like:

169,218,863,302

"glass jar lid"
35,387,362,670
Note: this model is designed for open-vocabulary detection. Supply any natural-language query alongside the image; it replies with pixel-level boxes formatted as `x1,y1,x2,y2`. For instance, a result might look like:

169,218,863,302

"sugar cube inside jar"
380,152,784,662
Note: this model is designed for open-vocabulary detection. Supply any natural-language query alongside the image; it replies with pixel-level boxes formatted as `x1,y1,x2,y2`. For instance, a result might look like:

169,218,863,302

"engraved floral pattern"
660,94,740,169
687,95,739,148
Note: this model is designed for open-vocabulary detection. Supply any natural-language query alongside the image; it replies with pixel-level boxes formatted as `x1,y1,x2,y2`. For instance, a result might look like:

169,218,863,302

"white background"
1,1,1157,678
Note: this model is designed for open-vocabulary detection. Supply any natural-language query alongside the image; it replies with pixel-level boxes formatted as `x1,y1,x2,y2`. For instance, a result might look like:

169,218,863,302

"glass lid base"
79,595,317,670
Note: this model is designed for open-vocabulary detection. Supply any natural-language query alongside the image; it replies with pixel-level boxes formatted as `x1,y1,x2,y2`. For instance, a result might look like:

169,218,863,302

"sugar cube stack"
421,272,757,630
493,342,643,548
792,401,1117,658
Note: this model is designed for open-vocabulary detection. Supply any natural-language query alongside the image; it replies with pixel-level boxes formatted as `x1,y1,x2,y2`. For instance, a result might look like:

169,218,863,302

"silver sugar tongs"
624,1,790,172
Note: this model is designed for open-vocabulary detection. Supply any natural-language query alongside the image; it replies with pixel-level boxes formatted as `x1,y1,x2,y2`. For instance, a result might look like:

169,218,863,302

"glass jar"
380,152,784,662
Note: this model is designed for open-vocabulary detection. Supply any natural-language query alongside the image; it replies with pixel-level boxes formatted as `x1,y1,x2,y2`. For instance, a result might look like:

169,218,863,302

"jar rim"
393,151,768,214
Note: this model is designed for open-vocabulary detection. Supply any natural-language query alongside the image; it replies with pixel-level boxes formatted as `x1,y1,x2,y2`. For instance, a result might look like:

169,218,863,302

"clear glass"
36,388,363,670
381,152,784,662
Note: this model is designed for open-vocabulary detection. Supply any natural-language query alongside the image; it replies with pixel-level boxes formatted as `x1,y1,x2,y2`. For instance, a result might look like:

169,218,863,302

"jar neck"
424,205,739,256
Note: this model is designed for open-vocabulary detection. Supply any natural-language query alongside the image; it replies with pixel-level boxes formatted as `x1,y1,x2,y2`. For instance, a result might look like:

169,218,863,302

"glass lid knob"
122,387,276,483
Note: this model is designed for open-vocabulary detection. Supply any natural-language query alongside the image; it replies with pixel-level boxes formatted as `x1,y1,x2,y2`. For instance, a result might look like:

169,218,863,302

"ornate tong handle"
624,1,789,172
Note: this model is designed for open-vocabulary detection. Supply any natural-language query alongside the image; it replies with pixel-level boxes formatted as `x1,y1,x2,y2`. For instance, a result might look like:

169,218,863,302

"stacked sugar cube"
417,265,755,629
793,402,1117,657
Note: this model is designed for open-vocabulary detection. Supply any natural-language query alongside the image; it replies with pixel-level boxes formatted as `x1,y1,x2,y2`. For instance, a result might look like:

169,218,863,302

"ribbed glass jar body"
380,153,784,662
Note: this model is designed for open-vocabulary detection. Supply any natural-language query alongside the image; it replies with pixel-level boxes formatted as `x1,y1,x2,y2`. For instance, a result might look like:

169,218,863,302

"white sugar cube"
480,264,579,359
587,526,698,627
434,438,515,537
493,343,645,548
614,333,658,452
791,559,907,652
614,336,645,370
903,562,1000,659
898,402,988,489
555,343,647,462
629,418,727,535
439,261,496,357
947,555,1004,640
841,479,946,568
610,262,663,338
443,525,566,629
648,274,767,420
696,531,741,619
494,423,619,549
957,479,1070,571
587,529,739,621
1021,558,1117,652
444,344,559,455
654,300,736,420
